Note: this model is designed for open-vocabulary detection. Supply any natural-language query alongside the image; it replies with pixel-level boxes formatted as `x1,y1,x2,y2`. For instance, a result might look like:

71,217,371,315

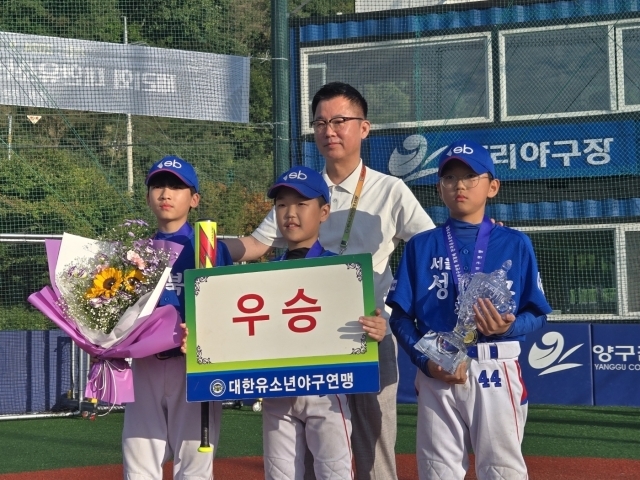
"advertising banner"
302,121,636,183
520,323,593,405
397,323,594,405
184,254,379,402
0,31,250,122
591,324,640,406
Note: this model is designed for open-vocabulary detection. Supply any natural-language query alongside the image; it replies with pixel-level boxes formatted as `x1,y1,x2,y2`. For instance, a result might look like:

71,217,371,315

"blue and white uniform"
123,222,233,480
262,240,353,480
387,219,551,480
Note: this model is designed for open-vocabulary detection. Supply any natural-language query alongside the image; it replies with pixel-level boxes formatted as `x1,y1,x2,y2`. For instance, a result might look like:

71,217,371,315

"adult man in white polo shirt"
223,82,435,480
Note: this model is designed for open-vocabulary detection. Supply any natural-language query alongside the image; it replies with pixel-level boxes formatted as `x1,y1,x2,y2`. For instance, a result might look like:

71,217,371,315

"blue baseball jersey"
273,240,337,261
386,223,551,367
155,222,233,319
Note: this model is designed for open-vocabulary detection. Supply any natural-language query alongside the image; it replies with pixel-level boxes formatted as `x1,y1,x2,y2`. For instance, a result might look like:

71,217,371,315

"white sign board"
355,0,486,13
185,254,380,401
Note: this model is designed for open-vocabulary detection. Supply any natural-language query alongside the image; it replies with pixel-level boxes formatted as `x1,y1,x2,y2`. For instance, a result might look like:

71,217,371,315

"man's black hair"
311,82,368,118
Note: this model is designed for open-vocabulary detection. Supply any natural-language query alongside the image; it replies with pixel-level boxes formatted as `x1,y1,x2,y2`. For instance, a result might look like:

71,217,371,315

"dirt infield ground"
1,454,639,479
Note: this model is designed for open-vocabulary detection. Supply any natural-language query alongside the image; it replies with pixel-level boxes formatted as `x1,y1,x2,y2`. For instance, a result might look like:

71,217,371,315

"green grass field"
0,404,638,474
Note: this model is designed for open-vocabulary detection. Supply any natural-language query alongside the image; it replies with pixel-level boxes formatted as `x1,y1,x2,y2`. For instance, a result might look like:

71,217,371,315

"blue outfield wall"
296,1,640,45
398,322,640,407
3,324,639,415
0,331,72,415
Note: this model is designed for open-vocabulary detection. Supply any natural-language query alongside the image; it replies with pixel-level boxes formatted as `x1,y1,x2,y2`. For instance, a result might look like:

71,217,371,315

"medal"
463,330,478,346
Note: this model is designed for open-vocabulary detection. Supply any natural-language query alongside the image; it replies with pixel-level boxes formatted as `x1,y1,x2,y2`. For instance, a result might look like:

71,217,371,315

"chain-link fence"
0,0,280,416
3,0,640,416
290,0,640,324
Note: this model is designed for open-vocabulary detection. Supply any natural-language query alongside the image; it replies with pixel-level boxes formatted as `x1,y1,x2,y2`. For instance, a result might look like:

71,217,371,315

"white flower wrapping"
29,221,184,405
54,232,174,349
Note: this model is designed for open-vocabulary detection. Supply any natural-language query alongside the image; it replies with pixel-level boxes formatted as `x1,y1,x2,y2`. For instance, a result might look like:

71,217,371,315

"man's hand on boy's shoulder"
359,308,387,342
473,298,515,336
427,360,468,384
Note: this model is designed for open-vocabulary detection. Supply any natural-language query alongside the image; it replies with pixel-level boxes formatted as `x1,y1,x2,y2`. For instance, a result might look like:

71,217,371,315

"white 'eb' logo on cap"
157,159,182,169
448,144,474,156
283,170,307,181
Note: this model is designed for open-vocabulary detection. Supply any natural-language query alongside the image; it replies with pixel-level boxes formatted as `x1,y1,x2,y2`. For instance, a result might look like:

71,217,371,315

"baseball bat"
195,219,216,454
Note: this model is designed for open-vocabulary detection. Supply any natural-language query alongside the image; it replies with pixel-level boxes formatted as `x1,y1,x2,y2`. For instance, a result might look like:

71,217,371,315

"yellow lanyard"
339,163,366,255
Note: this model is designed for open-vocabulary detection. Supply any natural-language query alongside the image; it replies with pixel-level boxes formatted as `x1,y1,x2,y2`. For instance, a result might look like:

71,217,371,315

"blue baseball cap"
145,155,199,193
268,166,330,203
438,140,496,178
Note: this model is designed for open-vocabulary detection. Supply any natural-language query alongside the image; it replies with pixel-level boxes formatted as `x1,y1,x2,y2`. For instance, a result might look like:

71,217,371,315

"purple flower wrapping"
28,237,184,405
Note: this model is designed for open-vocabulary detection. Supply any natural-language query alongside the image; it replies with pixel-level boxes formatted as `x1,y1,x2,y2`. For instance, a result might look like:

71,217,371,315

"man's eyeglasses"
310,116,365,131
440,173,490,189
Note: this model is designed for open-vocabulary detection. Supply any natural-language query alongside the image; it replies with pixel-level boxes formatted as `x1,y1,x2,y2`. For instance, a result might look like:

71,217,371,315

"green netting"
290,0,640,324
0,1,277,332
2,0,640,417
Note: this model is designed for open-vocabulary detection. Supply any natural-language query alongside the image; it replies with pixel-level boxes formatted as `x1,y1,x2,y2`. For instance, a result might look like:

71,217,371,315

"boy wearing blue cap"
123,156,233,480
386,141,551,480
262,165,360,480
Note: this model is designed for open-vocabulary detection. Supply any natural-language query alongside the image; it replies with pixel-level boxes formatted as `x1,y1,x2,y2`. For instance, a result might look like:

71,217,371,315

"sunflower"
85,267,124,299
124,269,145,292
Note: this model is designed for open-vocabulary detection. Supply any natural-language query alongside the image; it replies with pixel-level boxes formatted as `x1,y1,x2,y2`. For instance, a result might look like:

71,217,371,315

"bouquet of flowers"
29,220,184,406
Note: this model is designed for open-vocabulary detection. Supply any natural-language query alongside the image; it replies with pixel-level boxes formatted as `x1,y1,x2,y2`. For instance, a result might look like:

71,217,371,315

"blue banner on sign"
591,324,640,407
520,323,593,405
301,121,636,184
186,362,380,402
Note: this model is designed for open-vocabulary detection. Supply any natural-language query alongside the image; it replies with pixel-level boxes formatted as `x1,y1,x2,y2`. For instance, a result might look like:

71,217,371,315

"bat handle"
197,401,213,453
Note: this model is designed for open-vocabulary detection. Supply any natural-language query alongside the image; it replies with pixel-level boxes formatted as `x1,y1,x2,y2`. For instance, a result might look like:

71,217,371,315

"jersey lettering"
478,369,502,388
429,256,451,271
165,272,184,295
428,272,449,300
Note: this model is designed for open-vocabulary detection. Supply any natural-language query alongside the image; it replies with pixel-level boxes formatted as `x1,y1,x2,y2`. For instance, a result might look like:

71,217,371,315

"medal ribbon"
339,163,366,255
442,216,493,286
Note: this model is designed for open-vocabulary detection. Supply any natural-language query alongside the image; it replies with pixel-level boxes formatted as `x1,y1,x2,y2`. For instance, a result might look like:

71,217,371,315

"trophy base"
414,331,470,375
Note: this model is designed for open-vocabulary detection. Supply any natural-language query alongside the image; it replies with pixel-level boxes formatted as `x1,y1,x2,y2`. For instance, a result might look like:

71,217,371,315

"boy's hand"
358,308,387,342
180,323,188,354
474,298,515,336
427,360,468,384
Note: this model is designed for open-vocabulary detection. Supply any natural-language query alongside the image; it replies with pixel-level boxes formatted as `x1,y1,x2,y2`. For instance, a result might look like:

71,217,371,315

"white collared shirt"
252,161,436,333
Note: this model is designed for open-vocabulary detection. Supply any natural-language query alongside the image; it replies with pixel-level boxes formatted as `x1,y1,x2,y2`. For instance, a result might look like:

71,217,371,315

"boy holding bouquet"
123,156,232,480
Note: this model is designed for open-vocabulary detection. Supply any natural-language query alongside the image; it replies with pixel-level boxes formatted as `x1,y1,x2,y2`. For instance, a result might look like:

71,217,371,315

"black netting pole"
271,0,290,179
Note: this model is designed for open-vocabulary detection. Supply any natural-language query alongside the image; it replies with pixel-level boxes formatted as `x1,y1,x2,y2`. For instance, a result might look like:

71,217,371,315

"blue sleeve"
389,307,431,377
498,311,547,339
386,238,431,376
157,240,194,318
216,241,234,266
499,233,551,339
385,237,417,316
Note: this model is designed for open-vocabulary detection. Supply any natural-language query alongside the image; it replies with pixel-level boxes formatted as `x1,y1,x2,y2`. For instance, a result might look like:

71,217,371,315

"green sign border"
184,253,377,373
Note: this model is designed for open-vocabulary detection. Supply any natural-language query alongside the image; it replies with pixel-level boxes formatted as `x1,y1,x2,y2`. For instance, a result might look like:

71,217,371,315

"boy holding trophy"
386,140,551,480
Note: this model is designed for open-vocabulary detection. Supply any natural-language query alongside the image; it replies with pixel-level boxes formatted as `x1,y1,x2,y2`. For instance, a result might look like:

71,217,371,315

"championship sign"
184,254,379,402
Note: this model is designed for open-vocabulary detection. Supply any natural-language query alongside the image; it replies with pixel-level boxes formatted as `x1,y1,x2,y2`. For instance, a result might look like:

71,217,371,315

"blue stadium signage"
365,121,637,183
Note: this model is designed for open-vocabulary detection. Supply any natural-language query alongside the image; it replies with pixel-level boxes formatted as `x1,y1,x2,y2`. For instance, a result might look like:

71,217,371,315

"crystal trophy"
414,260,516,374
